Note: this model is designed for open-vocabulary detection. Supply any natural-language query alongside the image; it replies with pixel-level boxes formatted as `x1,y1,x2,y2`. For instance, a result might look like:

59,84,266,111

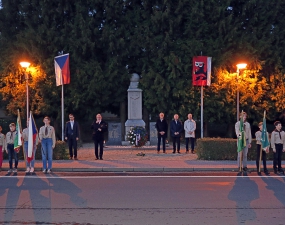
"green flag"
261,111,270,149
14,110,22,153
237,113,246,152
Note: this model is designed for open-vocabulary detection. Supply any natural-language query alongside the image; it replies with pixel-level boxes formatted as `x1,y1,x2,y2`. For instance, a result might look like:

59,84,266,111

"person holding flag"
255,122,270,175
270,121,285,174
235,111,252,172
0,126,6,172
5,123,18,173
22,113,38,173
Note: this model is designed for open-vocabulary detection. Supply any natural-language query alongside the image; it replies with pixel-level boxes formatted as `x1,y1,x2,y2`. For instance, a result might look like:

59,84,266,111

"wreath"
127,126,148,147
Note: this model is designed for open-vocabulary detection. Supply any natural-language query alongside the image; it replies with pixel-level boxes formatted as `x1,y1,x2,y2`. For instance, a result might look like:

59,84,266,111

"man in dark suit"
155,112,168,153
91,114,108,160
170,114,183,153
65,114,80,160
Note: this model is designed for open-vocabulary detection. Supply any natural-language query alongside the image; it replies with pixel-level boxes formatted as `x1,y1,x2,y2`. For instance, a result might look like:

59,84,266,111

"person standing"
184,113,196,154
235,112,252,172
39,116,56,173
0,126,6,172
91,114,108,160
65,114,79,160
270,121,285,174
22,121,38,173
255,122,270,175
155,112,168,153
170,114,183,154
6,123,18,173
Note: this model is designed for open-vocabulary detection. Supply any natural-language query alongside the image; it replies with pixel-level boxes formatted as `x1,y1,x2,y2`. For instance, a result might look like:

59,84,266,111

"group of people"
0,113,107,173
235,112,285,175
155,113,196,154
0,116,56,173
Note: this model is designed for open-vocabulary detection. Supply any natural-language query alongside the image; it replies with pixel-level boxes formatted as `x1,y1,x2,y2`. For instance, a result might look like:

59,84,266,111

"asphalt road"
0,172,285,225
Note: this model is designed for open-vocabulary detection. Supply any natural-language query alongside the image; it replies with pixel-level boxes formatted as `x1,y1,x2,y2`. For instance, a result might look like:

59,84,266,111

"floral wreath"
127,126,148,147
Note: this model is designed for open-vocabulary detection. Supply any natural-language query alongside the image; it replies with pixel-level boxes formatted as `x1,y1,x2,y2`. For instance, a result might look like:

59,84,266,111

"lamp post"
20,62,31,122
236,63,247,121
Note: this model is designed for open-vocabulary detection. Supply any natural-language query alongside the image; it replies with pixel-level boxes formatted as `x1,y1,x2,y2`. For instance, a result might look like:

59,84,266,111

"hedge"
3,140,68,160
196,138,285,160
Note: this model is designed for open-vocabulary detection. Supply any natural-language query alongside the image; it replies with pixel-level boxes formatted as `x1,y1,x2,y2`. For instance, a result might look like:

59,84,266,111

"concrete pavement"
0,143,271,173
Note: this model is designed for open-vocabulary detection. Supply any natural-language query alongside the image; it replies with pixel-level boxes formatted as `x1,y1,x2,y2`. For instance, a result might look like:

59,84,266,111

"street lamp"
236,63,247,121
20,61,31,122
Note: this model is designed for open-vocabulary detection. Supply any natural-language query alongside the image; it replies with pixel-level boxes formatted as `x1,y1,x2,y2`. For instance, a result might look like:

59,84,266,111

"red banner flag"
192,56,212,86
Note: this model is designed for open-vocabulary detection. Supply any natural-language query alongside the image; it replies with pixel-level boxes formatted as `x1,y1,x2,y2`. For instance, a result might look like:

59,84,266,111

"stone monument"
122,73,145,145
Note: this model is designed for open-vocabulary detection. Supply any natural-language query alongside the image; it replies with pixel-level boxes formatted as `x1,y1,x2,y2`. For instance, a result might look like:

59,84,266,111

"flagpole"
201,85,203,138
62,83,64,141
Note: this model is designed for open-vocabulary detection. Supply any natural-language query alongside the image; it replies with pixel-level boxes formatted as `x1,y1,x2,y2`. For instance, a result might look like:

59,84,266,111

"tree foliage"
0,0,285,134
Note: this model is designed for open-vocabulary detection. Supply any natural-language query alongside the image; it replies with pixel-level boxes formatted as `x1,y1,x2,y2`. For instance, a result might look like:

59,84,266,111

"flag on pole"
261,111,270,150
237,111,246,152
54,53,70,86
14,110,22,153
27,112,38,163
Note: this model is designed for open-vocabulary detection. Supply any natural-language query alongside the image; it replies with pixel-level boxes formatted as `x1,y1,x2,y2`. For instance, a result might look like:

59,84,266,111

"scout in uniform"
0,126,6,171
22,121,39,173
6,123,18,173
270,121,285,174
255,122,270,175
235,112,252,172
39,116,56,173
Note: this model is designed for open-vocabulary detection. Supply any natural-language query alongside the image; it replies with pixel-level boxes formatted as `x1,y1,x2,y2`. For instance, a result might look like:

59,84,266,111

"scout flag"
192,56,212,86
14,110,22,153
261,111,270,150
54,53,70,86
237,112,246,152
27,112,38,163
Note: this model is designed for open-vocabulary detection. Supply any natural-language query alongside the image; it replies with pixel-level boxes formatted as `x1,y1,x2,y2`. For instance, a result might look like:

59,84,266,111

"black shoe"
163,151,166,154
69,156,73,160
243,167,248,172
95,158,99,160
172,151,176,154
264,170,270,175
100,158,103,160
278,169,284,174
257,172,262,176
274,170,278,174
191,151,195,154
74,157,78,160
177,151,181,154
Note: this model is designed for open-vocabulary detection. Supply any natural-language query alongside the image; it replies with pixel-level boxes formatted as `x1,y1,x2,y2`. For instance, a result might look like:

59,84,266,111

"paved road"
0,173,285,225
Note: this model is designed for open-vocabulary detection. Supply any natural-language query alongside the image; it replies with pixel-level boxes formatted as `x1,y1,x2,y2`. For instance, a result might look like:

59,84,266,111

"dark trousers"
7,144,18,169
273,144,283,171
94,137,104,159
256,144,268,172
68,136,77,158
157,134,166,151
185,137,195,151
172,136,180,153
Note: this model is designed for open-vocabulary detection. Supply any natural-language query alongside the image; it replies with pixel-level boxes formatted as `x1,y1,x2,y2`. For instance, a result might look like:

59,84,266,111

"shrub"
3,140,68,160
196,138,285,160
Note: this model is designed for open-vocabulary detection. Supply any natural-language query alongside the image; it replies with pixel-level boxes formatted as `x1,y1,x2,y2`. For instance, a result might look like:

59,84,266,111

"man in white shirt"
184,114,196,153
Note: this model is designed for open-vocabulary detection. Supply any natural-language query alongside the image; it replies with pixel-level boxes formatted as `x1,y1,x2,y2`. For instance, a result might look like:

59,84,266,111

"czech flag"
27,113,38,163
54,53,70,86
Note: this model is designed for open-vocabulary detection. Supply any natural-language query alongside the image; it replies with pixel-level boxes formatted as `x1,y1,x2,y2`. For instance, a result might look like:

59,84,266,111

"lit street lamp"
236,63,247,121
20,61,31,122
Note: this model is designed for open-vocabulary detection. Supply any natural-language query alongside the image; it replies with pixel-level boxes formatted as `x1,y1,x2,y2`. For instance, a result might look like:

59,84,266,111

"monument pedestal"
122,73,146,145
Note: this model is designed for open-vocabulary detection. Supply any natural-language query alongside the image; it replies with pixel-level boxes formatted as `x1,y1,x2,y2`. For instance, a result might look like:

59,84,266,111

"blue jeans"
24,141,36,168
7,144,18,169
41,138,53,170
